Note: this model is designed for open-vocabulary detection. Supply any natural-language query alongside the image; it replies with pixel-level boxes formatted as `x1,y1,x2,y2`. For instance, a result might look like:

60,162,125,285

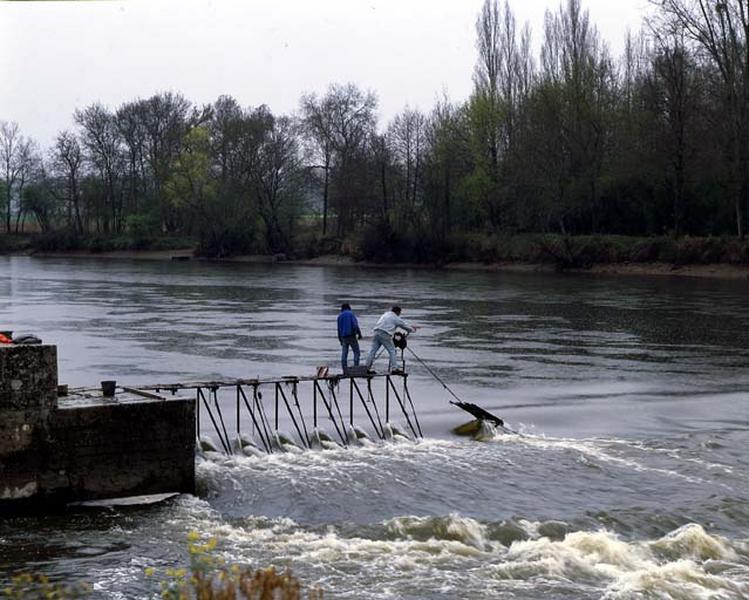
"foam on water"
180,433,749,598
489,431,721,486
158,494,749,600
493,524,748,599
384,514,490,550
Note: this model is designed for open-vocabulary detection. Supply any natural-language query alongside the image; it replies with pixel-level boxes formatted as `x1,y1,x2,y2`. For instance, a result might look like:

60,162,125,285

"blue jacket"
337,309,361,340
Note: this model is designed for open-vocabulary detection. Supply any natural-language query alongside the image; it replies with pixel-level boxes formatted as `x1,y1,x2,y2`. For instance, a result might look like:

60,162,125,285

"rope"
406,345,521,436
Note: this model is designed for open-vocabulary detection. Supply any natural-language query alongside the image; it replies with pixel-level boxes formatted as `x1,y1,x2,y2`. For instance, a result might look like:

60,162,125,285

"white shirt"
373,311,414,336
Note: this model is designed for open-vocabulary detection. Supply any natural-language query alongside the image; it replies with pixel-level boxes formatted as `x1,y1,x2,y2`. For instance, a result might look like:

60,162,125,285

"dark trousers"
340,335,360,370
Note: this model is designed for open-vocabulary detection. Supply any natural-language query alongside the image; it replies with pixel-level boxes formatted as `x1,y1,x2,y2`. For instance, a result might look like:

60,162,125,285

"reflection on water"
1,256,748,599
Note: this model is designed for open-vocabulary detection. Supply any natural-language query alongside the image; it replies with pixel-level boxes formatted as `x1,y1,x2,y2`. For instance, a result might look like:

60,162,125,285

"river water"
1,256,748,599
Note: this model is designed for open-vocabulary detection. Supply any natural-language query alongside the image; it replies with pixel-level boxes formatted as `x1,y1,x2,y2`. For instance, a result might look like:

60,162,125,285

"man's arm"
393,315,417,333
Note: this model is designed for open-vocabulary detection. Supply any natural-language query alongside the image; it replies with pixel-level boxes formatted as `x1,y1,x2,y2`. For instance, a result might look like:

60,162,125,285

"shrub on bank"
9,227,749,268
340,229,749,267
291,231,342,259
0,234,33,253
26,230,197,254
445,232,746,268
33,229,88,252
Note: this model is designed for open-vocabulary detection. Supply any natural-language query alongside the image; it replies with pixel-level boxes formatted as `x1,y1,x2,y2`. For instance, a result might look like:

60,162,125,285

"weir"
119,371,423,454
0,343,424,510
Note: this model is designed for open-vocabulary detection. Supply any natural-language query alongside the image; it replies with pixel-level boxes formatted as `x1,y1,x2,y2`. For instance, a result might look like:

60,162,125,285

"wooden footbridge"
127,372,423,455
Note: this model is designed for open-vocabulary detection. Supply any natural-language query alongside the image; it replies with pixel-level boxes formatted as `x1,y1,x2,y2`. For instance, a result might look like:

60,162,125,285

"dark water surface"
1,256,748,599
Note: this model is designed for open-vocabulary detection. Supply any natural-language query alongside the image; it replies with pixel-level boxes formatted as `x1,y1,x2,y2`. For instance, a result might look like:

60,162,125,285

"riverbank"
20,249,749,280
8,232,749,280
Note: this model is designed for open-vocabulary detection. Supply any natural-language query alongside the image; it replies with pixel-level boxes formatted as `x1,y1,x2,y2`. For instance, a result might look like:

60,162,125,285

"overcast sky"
1,0,650,148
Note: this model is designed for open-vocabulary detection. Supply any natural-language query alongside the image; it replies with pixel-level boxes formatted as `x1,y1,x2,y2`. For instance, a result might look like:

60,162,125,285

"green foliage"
146,531,322,600
2,572,90,599
345,222,452,264
29,229,195,254
33,229,87,252
125,213,161,249
14,1,749,261
1,533,321,600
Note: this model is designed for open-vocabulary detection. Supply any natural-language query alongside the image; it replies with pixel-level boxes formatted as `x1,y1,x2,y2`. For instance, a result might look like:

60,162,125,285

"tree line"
3,0,749,260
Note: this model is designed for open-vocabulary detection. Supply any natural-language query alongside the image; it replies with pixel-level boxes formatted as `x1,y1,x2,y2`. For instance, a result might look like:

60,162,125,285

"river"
1,256,748,599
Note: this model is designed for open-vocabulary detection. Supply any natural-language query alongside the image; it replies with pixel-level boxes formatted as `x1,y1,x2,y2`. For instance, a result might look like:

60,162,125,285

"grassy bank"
343,231,749,269
6,231,749,273
439,233,749,268
1,231,197,255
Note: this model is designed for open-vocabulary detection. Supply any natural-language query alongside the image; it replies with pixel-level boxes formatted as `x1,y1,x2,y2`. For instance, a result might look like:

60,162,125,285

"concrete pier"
0,345,195,511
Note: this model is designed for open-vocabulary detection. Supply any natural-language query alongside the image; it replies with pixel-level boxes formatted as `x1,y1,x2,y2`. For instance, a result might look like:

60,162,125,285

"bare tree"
116,100,150,218
75,103,123,232
252,115,303,252
0,121,35,233
300,83,377,236
538,0,615,232
423,95,471,239
300,92,335,235
120,92,196,230
387,107,427,230
643,30,701,235
20,162,55,235
475,0,533,148
471,0,534,228
13,141,41,233
51,130,84,233
651,0,749,237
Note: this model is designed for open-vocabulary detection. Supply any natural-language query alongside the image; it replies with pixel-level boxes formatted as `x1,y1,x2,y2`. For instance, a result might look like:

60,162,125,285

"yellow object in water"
452,419,482,436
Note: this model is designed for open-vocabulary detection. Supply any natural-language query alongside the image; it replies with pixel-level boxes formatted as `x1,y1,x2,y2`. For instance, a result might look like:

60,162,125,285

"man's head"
391,305,402,315
341,303,351,311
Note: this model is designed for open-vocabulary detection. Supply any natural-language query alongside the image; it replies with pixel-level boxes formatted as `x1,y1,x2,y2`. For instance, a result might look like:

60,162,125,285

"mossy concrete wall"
0,345,195,510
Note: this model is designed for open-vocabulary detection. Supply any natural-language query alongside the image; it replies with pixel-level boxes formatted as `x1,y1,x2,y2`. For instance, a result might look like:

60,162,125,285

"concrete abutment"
0,344,195,511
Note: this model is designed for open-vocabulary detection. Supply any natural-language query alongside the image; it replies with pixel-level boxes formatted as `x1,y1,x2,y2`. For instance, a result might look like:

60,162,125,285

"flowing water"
1,256,748,599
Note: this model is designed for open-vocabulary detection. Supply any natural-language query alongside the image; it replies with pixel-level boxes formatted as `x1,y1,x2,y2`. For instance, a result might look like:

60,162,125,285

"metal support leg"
292,382,310,448
387,376,419,439
403,376,422,438
367,378,385,437
349,379,354,426
238,385,272,453
385,376,390,422
198,387,231,454
352,378,383,439
313,383,318,428
212,387,233,455
277,382,309,448
314,380,348,446
275,384,279,431
236,385,241,436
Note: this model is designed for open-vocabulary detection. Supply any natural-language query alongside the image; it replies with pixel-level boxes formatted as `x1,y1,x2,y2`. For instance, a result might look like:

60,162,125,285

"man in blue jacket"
337,303,363,372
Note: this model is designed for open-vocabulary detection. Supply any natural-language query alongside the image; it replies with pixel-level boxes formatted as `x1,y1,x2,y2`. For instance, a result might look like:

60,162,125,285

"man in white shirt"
365,305,419,374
